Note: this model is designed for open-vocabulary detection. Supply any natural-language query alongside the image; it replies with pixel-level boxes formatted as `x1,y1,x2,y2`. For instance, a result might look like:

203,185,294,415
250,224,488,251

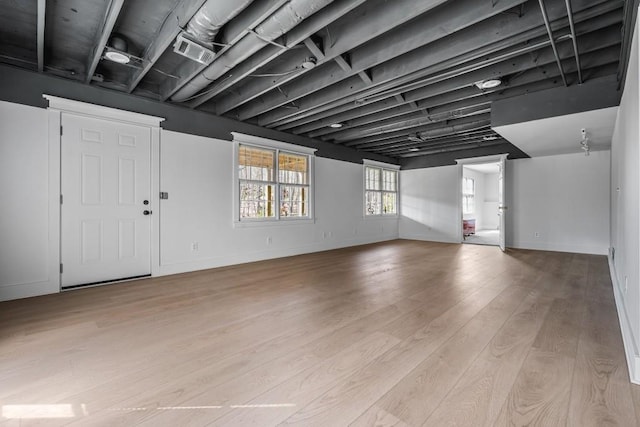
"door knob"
143,210,152,215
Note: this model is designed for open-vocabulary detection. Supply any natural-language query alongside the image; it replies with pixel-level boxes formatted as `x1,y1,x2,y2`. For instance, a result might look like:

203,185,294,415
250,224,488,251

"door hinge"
60,263,63,274
60,194,63,204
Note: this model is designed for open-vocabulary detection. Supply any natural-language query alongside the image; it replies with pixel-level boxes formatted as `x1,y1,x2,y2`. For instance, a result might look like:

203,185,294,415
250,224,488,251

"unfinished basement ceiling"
0,0,633,161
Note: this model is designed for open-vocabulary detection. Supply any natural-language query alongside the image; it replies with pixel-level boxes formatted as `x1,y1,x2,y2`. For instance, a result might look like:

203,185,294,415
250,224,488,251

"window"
233,133,315,223
462,177,475,214
364,163,398,216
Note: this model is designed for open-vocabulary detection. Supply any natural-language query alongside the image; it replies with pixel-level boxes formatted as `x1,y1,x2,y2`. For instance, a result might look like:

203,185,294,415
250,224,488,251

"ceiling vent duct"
172,0,254,64
173,33,215,65
172,0,333,102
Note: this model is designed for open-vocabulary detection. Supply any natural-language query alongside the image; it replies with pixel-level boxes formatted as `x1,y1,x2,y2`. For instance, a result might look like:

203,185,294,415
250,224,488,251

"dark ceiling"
0,0,634,161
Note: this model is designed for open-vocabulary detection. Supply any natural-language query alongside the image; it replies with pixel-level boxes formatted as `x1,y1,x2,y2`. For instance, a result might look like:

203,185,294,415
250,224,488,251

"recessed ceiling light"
409,147,420,152
483,135,499,141
474,79,502,90
329,123,343,128
104,50,130,64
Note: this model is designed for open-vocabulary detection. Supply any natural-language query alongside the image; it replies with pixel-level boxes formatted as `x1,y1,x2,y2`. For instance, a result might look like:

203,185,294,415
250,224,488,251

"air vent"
173,33,215,65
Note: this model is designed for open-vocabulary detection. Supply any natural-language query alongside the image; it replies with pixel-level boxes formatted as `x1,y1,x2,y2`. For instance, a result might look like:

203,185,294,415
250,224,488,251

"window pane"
463,195,474,214
365,167,381,190
239,182,275,218
382,170,397,191
239,145,274,182
383,192,397,214
365,191,381,215
279,152,308,184
463,177,474,194
280,185,309,217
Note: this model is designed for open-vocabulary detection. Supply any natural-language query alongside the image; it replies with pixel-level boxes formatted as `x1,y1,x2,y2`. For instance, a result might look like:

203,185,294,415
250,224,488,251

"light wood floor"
1,240,639,426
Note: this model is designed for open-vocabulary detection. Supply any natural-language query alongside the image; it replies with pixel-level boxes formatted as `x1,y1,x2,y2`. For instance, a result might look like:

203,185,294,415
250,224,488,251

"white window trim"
363,159,400,218
232,132,316,227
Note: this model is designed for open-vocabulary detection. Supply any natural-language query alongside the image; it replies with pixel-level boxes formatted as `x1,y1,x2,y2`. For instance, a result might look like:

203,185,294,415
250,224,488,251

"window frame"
232,132,316,226
363,159,400,218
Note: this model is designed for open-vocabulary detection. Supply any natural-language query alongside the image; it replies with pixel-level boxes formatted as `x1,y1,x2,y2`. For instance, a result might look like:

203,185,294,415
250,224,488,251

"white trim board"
608,249,640,384
43,95,165,127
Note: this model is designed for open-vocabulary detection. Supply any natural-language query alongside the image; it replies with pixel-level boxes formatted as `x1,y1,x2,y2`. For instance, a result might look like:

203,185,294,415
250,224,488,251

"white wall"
507,151,610,255
0,101,59,300
155,130,399,275
483,172,499,230
399,165,460,243
0,102,398,301
610,9,640,383
400,152,610,255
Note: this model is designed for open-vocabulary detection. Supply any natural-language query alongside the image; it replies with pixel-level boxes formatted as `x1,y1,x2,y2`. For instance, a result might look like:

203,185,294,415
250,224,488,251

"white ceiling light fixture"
329,123,343,128
301,57,317,69
474,78,502,90
409,147,420,152
482,135,499,141
104,34,131,64
580,128,590,156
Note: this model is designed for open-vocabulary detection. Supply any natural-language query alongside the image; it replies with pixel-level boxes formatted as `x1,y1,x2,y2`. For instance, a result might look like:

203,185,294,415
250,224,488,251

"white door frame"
455,154,509,247
44,95,164,291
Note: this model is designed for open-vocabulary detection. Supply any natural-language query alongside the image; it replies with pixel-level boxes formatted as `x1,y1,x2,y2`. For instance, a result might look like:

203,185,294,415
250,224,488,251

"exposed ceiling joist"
264,0,620,130
179,0,368,107
225,0,527,120
36,0,45,72
195,0,457,112
160,0,291,101
125,0,209,92
85,0,125,84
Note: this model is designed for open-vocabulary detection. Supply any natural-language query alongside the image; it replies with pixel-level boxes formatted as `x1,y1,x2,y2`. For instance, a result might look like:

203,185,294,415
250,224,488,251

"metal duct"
186,0,254,44
172,0,333,101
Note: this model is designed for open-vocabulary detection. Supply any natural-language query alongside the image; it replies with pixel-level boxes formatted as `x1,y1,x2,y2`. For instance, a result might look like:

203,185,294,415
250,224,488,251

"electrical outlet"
191,242,199,251
534,232,540,238
266,236,272,245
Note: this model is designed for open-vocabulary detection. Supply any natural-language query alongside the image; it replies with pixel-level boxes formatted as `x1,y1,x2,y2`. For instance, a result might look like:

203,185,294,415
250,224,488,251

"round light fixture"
409,147,420,152
483,135,499,141
104,50,130,64
329,123,343,128
301,57,317,69
476,79,502,89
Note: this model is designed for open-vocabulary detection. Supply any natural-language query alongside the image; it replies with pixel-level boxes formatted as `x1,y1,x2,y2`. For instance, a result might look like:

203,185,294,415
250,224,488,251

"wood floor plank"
363,285,529,426
567,296,638,426
0,240,635,426
494,350,576,427
423,290,553,427
209,332,401,427
278,279,521,426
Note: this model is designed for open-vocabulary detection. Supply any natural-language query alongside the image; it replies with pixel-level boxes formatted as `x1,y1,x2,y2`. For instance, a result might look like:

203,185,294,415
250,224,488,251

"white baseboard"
0,280,59,302
608,249,640,384
157,234,398,277
509,239,607,255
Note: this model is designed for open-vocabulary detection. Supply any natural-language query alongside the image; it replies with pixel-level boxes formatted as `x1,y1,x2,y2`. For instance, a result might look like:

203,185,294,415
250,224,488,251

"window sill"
233,217,316,228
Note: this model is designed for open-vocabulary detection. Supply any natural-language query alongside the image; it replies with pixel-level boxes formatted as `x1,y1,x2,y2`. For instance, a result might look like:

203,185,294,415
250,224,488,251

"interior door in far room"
61,113,152,288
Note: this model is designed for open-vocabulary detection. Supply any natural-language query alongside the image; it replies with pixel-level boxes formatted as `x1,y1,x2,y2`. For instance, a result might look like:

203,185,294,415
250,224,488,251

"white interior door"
61,113,152,288
498,156,506,251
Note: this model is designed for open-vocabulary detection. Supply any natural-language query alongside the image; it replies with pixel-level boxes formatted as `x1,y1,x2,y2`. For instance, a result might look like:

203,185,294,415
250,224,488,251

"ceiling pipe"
186,1,253,44
537,0,568,86
565,0,583,84
171,0,334,102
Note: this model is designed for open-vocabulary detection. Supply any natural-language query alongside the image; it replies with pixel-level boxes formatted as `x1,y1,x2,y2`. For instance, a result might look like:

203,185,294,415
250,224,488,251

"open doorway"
461,162,501,247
